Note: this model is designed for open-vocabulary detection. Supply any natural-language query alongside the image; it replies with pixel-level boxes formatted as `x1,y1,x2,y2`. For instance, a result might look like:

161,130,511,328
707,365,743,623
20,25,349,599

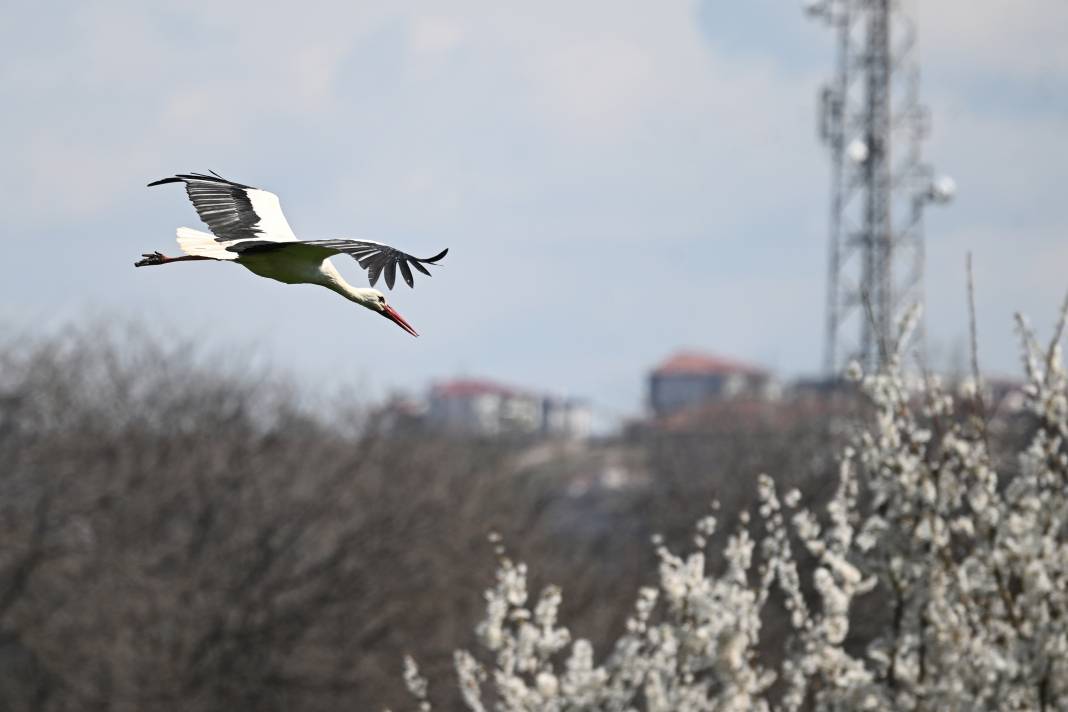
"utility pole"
804,0,953,375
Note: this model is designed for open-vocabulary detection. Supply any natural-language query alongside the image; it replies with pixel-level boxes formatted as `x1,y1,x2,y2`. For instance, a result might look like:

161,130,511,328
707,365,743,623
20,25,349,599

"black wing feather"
398,260,414,288
365,256,385,288
147,172,264,242
384,260,398,290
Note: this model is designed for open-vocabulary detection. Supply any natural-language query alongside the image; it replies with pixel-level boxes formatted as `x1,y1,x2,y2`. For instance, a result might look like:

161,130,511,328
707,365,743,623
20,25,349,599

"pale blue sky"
2,1,1066,421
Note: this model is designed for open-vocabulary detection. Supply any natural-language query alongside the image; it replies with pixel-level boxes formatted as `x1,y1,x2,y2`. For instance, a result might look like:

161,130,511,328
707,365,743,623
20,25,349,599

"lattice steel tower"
805,0,953,374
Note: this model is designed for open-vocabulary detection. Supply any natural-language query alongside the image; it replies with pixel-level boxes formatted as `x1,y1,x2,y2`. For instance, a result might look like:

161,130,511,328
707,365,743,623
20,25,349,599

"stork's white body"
178,226,359,298
240,249,330,286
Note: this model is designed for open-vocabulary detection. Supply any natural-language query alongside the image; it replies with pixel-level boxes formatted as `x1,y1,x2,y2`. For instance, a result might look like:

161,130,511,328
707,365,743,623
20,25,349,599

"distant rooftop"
430,378,525,399
652,351,768,377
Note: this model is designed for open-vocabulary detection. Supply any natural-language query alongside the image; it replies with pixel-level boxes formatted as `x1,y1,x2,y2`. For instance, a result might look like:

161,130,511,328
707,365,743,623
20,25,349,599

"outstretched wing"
227,239,449,289
308,239,449,289
147,171,297,243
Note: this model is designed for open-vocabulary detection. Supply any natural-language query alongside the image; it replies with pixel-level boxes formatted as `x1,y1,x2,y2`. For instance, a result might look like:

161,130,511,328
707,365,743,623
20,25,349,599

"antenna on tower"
805,0,953,375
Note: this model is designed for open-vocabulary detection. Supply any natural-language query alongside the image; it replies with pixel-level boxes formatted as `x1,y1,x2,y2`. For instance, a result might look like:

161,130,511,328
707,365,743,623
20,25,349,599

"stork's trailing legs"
134,252,215,267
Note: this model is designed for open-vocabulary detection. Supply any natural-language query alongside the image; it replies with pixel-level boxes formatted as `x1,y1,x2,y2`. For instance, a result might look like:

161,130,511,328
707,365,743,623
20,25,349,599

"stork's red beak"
381,304,419,337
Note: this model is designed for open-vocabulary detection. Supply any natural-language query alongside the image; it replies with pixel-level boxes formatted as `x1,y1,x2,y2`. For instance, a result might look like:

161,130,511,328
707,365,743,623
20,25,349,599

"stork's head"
366,289,419,337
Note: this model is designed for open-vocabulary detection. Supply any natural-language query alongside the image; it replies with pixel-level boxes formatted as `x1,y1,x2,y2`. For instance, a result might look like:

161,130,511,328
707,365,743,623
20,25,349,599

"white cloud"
409,16,466,56
918,0,1068,82
527,36,655,140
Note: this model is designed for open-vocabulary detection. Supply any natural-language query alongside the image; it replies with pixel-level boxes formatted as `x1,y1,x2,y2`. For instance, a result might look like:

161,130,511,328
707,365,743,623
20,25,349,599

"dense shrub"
0,325,540,711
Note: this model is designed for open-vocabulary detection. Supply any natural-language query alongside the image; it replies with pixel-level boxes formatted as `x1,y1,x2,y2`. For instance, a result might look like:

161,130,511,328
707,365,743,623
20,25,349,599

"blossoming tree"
399,300,1068,711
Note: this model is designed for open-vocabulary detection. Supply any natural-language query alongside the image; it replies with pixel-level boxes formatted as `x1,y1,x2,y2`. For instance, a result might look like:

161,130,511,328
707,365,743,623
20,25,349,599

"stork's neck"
319,259,377,307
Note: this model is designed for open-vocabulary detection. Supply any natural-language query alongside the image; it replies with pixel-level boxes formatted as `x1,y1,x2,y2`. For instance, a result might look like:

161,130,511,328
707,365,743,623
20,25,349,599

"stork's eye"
378,295,386,304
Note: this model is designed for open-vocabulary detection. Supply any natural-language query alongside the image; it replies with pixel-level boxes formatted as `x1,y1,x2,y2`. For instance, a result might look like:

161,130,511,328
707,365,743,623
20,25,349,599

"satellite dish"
847,138,869,164
929,175,956,203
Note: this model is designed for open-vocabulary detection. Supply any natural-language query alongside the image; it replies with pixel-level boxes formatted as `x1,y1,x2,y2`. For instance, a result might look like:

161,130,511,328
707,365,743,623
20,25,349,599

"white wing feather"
245,189,296,242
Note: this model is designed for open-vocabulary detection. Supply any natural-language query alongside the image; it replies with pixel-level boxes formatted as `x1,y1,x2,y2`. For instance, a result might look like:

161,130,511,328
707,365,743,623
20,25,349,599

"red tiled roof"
652,351,767,377
431,379,522,398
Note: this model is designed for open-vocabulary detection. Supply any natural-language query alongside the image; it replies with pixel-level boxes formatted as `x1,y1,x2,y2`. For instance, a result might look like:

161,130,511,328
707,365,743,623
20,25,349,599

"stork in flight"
135,172,448,337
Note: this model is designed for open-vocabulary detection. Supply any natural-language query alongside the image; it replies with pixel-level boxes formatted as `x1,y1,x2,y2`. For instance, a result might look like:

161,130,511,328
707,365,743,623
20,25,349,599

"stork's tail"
176,228,237,260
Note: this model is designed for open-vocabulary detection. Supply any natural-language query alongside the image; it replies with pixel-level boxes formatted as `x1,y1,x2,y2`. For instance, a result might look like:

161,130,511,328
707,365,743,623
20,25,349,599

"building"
427,378,590,439
649,351,778,417
542,395,593,440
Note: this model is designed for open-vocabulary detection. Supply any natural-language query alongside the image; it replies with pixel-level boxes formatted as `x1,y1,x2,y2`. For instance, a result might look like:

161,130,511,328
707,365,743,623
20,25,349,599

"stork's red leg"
134,252,215,267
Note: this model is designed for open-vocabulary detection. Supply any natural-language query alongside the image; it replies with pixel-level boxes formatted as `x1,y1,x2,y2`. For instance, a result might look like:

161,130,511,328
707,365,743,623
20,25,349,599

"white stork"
135,171,448,337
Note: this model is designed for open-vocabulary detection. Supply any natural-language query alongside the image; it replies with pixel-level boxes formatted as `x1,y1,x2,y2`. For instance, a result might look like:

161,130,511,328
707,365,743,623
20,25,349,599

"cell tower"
804,0,953,374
